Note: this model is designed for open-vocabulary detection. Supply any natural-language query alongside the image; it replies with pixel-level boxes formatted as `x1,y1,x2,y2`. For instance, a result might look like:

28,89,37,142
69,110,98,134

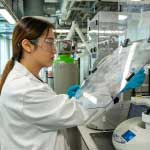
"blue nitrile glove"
121,67,145,93
67,84,80,99
75,88,83,99
67,84,81,99
112,67,145,104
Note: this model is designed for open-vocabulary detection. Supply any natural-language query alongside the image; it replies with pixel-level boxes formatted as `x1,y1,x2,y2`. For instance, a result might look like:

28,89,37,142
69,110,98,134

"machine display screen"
122,130,136,142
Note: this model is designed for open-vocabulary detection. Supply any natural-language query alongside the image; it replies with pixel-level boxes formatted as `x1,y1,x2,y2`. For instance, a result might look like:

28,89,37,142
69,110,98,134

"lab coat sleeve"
22,84,91,131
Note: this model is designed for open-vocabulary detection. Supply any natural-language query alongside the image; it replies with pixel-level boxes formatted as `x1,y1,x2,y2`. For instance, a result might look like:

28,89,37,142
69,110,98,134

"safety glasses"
30,38,56,48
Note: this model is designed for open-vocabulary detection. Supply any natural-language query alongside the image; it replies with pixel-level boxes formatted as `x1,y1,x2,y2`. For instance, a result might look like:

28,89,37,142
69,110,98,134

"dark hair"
0,16,54,94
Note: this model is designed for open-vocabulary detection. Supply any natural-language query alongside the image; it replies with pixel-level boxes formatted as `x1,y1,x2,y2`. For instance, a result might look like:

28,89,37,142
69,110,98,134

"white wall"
0,37,12,74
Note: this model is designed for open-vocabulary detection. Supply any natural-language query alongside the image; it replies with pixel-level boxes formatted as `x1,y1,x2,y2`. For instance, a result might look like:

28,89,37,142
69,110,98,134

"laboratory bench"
66,126,115,150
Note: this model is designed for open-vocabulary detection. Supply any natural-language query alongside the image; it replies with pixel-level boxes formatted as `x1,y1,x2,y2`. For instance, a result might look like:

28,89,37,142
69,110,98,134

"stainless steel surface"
90,132,115,150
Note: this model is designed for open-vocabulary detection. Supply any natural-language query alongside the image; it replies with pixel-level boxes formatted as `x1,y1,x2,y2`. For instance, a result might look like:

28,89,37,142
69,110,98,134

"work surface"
78,126,115,150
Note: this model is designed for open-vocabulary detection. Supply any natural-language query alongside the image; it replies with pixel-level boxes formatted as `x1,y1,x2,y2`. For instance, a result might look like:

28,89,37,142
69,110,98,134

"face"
31,28,56,68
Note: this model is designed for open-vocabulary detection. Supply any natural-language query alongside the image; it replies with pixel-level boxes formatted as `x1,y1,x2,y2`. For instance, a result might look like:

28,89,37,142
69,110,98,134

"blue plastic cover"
122,130,136,142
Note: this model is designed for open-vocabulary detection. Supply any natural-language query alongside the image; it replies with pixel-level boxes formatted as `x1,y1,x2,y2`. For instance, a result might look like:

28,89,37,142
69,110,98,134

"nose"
52,46,56,54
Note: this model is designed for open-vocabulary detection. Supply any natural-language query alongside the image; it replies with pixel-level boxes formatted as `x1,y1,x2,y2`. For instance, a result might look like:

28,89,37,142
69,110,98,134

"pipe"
60,0,69,21
65,0,76,20
66,21,76,40
73,21,90,54
61,0,76,21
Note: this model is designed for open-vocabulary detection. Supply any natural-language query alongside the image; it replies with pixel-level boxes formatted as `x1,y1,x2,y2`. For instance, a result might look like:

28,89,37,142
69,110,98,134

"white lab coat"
0,62,91,150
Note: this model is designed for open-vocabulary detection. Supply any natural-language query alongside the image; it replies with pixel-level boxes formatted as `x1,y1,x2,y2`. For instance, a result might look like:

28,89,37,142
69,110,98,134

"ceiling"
0,1,14,39
0,0,150,40
15,0,118,32
0,0,118,39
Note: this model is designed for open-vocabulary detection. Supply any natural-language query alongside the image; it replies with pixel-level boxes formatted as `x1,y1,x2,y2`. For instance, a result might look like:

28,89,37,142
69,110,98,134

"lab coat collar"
13,61,43,83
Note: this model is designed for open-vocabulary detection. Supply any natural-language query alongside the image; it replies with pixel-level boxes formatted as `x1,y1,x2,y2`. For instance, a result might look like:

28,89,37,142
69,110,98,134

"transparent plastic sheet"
130,40,150,71
81,39,150,110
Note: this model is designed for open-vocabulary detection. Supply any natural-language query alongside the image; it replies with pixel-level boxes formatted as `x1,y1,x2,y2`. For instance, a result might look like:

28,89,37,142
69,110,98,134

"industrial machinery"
82,39,150,130
112,96,150,150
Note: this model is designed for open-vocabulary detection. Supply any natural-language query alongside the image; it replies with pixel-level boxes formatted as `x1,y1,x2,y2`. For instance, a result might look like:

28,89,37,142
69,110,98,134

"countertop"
78,126,115,150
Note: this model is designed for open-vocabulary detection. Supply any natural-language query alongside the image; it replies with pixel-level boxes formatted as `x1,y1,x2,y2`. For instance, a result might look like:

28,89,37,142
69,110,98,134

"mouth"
51,56,54,60
50,54,56,61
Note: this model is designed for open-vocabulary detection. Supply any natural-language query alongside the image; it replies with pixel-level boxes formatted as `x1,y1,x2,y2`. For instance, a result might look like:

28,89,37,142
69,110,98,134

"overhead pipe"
65,0,76,20
67,21,90,54
66,21,76,40
60,0,76,21
60,0,69,21
73,21,90,54
62,0,97,21
60,0,96,23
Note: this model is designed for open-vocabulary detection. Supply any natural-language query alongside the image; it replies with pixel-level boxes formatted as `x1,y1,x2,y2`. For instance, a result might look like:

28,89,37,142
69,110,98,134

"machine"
112,96,150,150
82,39,150,130
86,100,130,130
81,9,150,132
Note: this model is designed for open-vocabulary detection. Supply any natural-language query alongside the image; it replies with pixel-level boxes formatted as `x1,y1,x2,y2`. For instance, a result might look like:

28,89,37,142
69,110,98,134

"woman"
0,17,92,150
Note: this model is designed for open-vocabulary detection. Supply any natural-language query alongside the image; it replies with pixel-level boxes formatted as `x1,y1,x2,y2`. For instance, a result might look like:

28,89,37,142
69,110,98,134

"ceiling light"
0,9,16,24
54,29,70,33
89,30,124,34
130,0,141,1
99,35,110,38
119,15,128,20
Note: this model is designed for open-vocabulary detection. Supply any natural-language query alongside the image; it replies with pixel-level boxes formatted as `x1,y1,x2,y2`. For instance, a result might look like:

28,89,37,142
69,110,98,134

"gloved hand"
66,84,82,99
75,88,83,99
121,67,145,93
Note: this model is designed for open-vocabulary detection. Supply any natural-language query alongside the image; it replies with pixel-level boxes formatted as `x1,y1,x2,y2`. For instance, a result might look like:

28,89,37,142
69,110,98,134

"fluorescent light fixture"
119,15,128,20
99,35,110,38
130,0,141,1
54,29,70,33
0,9,16,24
89,30,124,34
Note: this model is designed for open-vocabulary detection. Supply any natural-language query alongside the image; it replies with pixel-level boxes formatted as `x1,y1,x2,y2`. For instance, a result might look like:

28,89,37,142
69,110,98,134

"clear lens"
45,39,56,48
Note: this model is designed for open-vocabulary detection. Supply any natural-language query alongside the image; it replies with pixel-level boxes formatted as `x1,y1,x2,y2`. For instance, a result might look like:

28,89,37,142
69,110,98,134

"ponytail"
0,58,15,94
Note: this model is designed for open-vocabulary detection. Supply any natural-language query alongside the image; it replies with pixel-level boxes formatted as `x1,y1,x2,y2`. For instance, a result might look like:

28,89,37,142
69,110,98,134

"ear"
21,39,34,53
